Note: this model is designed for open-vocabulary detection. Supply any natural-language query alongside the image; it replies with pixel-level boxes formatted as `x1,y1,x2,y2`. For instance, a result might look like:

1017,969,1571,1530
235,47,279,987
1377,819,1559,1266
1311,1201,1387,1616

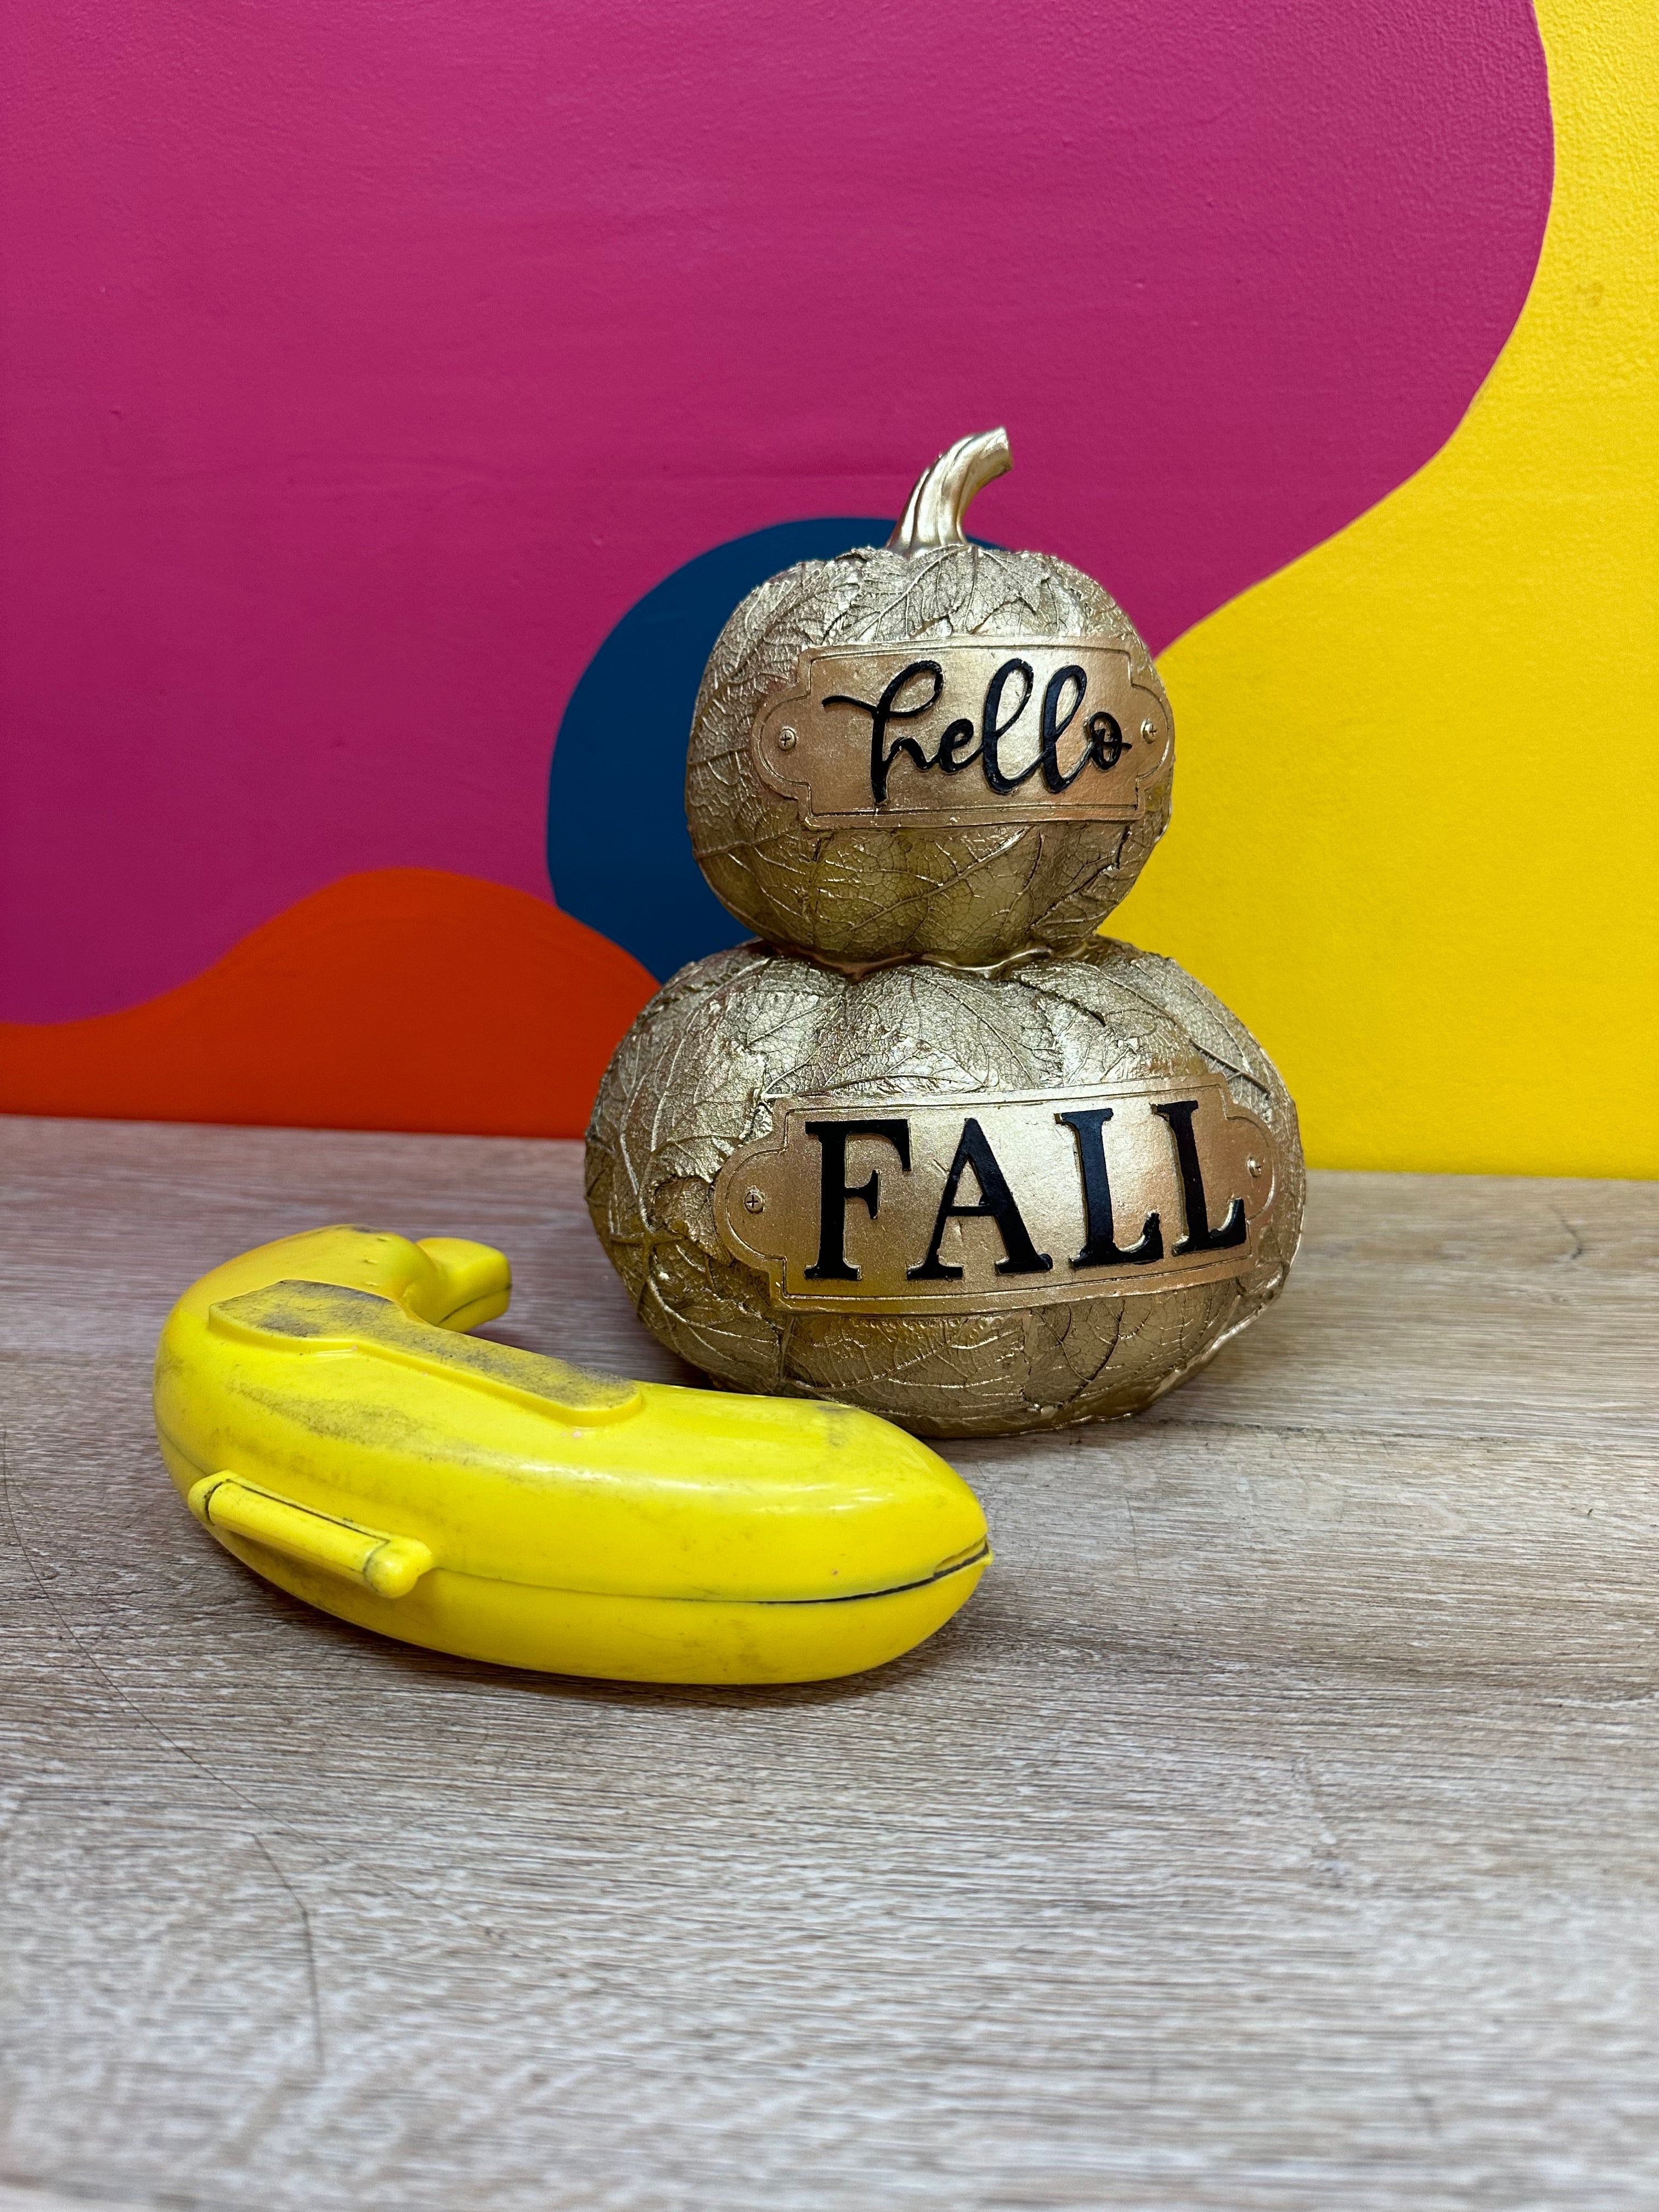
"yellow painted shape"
1113,0,1658,1177
155,1226,989,1684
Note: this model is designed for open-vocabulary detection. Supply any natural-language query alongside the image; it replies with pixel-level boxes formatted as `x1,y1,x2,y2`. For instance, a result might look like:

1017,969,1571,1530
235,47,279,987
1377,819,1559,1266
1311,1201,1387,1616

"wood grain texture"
1,1113,1656,2212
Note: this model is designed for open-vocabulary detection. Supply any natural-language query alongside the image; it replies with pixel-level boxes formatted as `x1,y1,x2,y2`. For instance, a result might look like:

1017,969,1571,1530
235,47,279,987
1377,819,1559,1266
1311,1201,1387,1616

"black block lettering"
1150,1099,1246,1254
802,1119,912,1282
1057,1107,1164,1267
907,1117,1053,1280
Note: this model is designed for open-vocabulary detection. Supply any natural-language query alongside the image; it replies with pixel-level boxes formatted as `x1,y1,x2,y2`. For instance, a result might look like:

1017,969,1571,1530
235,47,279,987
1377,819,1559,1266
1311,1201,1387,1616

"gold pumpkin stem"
887,428,1012,555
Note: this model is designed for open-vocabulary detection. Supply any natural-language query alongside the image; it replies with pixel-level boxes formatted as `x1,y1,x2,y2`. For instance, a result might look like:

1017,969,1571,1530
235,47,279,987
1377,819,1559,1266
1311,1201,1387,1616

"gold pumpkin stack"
586,430,1304,1437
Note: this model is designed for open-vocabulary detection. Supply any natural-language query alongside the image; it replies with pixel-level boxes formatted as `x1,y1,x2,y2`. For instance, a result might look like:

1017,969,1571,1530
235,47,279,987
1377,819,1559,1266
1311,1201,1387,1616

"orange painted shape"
0,871,659,1138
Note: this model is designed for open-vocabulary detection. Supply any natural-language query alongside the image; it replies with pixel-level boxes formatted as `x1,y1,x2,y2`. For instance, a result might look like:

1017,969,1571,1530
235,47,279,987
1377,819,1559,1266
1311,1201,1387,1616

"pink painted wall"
1,3,1549,1032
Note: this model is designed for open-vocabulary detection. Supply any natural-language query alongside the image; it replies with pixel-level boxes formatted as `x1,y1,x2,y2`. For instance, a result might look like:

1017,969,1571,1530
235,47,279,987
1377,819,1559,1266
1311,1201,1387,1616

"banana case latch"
187,1473,433,1599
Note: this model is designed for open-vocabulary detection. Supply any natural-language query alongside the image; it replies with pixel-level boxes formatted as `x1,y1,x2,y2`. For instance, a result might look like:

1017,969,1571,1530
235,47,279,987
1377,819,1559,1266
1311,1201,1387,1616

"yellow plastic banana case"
154,1226,990,1684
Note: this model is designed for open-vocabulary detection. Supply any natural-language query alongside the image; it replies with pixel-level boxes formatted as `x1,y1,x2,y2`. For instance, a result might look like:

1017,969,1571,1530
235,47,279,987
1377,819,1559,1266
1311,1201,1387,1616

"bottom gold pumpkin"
586,937,1305,1437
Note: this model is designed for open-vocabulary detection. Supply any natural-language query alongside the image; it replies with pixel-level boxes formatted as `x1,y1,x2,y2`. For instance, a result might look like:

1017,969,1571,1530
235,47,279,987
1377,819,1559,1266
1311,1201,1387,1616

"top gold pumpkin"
686,430,1174,972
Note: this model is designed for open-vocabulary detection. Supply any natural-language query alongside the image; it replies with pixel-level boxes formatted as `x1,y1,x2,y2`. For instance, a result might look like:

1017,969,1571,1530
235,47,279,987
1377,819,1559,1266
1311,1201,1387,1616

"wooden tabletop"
3,1113,1657,2212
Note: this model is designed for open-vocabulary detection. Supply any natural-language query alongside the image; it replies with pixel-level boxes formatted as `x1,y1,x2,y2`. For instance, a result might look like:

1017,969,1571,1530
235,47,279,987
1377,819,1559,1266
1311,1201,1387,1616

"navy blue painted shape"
546,518,888,983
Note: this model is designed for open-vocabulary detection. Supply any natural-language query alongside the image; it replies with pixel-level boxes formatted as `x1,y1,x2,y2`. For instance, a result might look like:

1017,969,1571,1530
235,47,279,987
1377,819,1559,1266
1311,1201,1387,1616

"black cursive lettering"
1039,666,1092,793
1086,710,1129,771
820,657,1139,806
823,662,943,805
936,716,980,773
980,659,1043,795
